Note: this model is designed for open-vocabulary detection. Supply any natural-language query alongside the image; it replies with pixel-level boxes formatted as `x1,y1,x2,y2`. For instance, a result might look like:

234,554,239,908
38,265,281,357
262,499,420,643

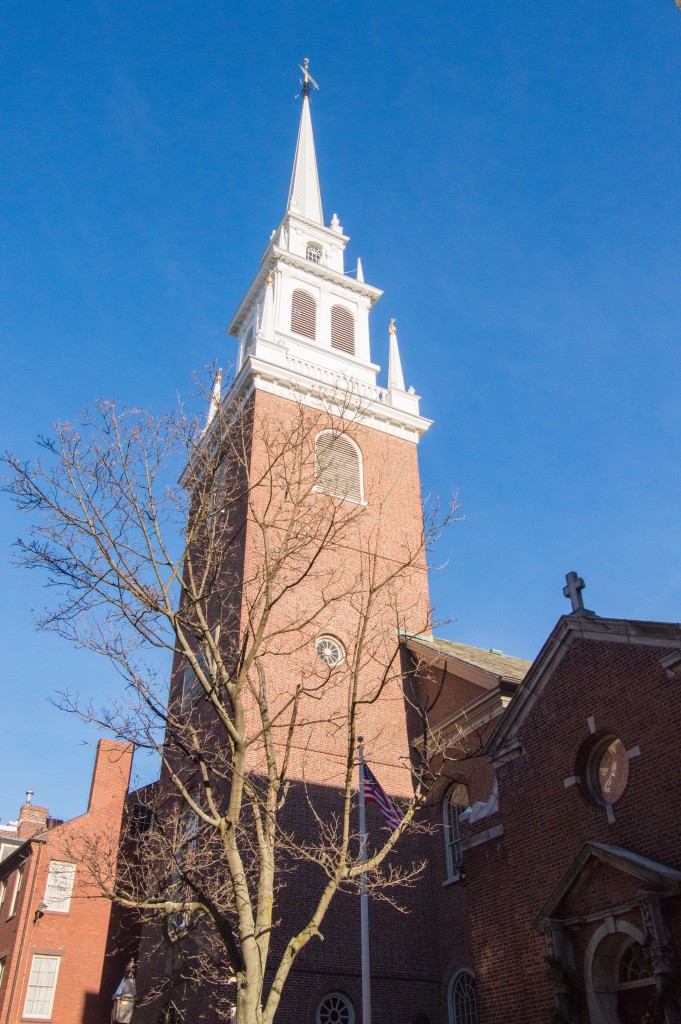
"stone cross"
563,571,587,612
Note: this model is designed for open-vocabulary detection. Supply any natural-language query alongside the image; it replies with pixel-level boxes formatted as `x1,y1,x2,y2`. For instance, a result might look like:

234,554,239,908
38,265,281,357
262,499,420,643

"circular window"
586,736,629,805
317,993,354,1024
316,636,345,667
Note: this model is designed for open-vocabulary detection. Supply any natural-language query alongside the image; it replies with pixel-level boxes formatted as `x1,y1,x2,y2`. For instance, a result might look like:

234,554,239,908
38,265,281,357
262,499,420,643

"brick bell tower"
213,67,433,796
132,68,442,1024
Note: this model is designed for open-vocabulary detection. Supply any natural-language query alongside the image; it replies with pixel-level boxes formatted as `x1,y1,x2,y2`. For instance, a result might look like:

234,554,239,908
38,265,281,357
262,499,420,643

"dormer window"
305,242,322,264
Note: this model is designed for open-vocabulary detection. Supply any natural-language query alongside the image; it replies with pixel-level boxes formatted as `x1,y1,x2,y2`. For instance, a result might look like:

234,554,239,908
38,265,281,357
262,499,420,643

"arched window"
448,970,478,1024
316,992,354,1024
314,431,363,504
331,305,356,356
306,242,322,264
291,289,317,340
443,784,468,880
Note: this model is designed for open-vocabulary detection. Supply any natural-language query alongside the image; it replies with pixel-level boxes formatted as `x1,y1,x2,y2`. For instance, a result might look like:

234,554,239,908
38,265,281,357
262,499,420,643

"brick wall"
0,739,133,1024
462,634,681,1023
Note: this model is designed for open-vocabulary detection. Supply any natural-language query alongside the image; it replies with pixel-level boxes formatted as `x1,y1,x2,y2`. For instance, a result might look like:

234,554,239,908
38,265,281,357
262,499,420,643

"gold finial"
266,274,273,287
216,368,223,385
389,318,397,334
298,58,320,96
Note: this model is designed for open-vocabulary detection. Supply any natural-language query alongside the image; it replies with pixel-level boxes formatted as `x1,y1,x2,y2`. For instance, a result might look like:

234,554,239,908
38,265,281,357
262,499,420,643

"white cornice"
227,244,382,337
223,354,431,443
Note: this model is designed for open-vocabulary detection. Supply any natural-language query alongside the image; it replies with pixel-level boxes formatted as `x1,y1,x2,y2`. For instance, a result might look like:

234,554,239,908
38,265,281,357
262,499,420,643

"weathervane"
298,58,320,98
389,318,397,334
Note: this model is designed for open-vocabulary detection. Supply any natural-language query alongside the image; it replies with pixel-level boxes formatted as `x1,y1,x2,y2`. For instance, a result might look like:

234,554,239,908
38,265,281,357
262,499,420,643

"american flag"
361,763,401,832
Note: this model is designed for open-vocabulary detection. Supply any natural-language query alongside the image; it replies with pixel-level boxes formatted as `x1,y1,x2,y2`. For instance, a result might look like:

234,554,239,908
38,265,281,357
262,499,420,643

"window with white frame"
43,861,76,913
330,305,356,356
305,242,322,264
0,880,5,912
0,956,6,993
448,969,478,1024
314,431,363,504
316,992,354,1024
181,654,207,712
23,955,61,1020
8,866,23,916
443,784,468,880
290,289,317,340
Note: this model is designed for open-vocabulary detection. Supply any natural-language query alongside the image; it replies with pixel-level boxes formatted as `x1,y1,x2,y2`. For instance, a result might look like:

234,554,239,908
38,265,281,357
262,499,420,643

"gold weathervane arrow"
298,58,320,93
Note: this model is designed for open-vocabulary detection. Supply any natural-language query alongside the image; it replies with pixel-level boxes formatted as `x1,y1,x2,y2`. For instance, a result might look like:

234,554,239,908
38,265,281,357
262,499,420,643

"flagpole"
357,738,371,1024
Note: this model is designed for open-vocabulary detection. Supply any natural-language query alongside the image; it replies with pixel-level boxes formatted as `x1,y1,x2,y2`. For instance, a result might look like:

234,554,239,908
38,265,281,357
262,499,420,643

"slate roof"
407,635,532,682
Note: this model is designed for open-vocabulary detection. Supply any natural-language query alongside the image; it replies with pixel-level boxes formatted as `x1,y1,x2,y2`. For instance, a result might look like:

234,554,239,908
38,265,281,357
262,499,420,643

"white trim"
23,954,61,1021
314,430,364,505
584,919,646,1024
443,785,467,882
43,861,76,913
316,991,355,1024
447,968,478,1024
7,866,23,917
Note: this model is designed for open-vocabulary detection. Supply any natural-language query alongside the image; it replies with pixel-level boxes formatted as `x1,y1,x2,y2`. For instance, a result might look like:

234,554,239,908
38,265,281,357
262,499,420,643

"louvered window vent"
331,305,356,356
305,242,322,264
291,289,317,340
315,431,363,504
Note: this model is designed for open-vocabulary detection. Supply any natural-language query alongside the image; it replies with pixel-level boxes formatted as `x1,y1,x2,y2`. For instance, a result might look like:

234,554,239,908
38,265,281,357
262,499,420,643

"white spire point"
287,62,323,224
387,319,406,392
261,275,275,342
205,368,223,432
356,257,364,283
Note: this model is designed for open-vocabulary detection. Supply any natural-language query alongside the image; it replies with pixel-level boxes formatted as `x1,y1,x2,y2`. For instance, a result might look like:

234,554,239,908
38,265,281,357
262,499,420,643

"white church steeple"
225,64,431,445
287,61,323,224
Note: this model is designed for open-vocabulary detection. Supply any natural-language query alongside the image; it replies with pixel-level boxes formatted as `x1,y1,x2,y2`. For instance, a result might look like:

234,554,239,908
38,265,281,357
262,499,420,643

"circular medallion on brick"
580,734,629,806
315,635,345,667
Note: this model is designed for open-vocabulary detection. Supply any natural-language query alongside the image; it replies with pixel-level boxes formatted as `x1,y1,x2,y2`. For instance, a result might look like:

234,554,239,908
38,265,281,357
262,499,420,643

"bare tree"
3,374,463,1024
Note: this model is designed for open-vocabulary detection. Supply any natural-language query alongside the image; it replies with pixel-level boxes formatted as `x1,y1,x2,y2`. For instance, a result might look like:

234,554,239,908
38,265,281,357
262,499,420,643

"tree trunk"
236,982,262,1024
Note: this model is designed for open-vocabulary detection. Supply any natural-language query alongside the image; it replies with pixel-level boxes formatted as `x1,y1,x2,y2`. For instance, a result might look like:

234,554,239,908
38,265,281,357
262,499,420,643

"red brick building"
456,608,681,1024
0,739,133,1024
124,79,681,1024
12,76,674,1024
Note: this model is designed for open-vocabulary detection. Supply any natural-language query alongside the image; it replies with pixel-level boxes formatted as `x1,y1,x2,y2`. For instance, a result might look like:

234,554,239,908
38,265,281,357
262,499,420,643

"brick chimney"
86,739,133,819
18,795,49,839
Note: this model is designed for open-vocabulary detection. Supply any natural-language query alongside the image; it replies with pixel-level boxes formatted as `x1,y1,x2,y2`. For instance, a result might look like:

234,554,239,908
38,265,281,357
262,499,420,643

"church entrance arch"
584,920,655,1024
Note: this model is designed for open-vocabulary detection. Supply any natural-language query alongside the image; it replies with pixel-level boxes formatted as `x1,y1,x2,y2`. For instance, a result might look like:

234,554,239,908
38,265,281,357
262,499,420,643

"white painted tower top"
220,61,431,446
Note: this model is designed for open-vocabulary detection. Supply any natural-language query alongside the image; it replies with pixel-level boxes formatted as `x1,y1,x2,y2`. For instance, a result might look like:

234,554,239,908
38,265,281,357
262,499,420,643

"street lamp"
112,961,137,1023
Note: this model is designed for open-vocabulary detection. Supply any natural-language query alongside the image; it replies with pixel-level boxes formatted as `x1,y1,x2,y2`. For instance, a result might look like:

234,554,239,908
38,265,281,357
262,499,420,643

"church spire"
388,319,406,392
204,368,223,433
287,60,323,225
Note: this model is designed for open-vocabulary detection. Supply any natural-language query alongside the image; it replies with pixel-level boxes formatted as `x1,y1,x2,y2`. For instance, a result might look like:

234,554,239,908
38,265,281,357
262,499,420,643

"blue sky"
1,0,680,822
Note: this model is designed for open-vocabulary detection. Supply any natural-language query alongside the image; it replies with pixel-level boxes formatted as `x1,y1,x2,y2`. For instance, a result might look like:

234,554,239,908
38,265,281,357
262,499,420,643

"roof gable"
486,616,681,760
534,842,681,931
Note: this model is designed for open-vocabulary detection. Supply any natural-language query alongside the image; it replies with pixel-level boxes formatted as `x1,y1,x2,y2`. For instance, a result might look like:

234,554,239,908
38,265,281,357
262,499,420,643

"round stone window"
317,993,354,1024
586,735,629,805
315,635,345,667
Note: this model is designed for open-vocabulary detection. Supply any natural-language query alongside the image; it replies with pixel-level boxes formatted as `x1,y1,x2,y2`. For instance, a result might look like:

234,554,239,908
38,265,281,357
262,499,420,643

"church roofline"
486,615,681,761
404,634,531,687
